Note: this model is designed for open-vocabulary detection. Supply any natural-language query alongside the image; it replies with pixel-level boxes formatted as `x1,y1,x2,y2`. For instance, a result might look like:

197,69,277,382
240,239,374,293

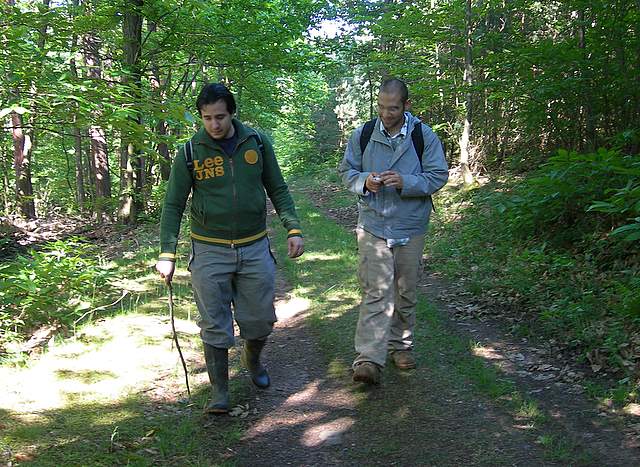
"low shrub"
493,148,639,249
0,238,113,346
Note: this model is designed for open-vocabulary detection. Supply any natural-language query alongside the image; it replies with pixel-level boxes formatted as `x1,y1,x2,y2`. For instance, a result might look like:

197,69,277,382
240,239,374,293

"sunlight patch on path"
0,314,200,414
238,295,357,456
275,295,310,320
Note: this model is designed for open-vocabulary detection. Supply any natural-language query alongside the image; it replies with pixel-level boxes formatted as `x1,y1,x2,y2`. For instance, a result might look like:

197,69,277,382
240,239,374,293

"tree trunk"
73,125,85,210
2,145,9,216
157,120,171,181
148,22,171,181
577,8,595,151
70,0,85,211
11,112,36,219
119,0,144,224
7,0,48,219
458,0,475,185
84,28,111,221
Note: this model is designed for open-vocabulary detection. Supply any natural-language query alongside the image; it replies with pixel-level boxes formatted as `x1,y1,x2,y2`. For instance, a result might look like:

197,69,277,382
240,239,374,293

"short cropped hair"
196,83,237,115
379,78,409,103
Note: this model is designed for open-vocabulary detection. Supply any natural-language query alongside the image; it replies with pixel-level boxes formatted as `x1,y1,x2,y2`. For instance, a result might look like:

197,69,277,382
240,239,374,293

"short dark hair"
379,78,409,103
196,83,237,115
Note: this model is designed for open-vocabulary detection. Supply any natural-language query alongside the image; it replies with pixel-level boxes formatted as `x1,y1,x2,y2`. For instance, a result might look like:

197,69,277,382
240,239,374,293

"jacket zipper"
229,156,237,248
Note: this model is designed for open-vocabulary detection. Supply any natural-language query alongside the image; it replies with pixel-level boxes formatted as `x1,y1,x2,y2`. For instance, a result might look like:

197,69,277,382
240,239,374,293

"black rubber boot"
241,338,270,389
203,344,230,414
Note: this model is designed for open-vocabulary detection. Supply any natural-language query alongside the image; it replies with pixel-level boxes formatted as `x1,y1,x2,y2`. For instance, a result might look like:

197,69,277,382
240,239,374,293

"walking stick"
167,281,191,398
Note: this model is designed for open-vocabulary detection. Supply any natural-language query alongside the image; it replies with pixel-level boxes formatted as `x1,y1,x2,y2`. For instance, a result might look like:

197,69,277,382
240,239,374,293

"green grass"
0,221,256,466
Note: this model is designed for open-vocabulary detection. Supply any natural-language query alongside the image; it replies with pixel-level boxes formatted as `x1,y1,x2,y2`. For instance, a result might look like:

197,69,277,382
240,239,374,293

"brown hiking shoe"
352,362,381,385
391,350,416,370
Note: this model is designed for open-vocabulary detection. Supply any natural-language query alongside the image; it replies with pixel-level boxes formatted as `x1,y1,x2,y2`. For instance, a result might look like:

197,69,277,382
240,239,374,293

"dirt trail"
230,277,359,465
208,205,580,465
221,273,552,466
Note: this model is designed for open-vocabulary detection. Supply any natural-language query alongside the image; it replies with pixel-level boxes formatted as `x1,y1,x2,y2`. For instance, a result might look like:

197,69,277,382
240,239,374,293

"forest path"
227,267,553,466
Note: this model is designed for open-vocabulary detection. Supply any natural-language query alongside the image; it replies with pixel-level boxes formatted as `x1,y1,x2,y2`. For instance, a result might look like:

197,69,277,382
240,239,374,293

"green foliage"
0,238,112,344
427,176,640,391
589,166,640,242
1,0,329,218
494,148,639,247
273,72,341,175
336,0,640,174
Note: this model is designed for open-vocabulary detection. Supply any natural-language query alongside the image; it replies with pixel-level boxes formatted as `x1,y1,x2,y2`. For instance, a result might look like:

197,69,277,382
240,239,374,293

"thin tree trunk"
148,22,171,181
2,146,9,216
11,112,36,219
577,8,595,151
70,0,85,211
119,0,143,224
73,124,85,209
458,0,474,185
157,120,171,181
7,0,42,219
84,28,111,221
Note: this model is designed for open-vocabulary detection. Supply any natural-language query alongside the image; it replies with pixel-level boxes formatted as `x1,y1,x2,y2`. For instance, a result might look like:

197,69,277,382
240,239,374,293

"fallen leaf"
229,405,248,417
623,404,640,417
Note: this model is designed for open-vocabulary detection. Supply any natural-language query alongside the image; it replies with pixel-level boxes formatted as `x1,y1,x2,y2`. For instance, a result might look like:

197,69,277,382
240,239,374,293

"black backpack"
183,132,265,174
359,118,424,169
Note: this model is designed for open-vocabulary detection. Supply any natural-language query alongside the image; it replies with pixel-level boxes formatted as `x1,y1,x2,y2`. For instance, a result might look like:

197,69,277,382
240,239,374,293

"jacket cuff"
287,229,303,238
355,173,368,195
158,252,177,262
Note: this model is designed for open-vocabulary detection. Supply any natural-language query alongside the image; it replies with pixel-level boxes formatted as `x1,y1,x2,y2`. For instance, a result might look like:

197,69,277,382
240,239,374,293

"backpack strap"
252,131,265,157
359,118,377,155
409,121,437,212
410,121,424,170
184,139,194,175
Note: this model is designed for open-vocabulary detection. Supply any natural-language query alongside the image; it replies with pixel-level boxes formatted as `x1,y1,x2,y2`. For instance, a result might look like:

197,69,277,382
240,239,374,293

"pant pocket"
187,241,196,272
266,237,277,265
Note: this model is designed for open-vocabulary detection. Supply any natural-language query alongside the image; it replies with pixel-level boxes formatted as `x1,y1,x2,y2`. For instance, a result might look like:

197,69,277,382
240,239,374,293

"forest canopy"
1,0,638,225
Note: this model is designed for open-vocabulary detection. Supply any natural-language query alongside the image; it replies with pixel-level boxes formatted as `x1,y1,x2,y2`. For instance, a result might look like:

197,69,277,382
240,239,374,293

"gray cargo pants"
189,236,277,348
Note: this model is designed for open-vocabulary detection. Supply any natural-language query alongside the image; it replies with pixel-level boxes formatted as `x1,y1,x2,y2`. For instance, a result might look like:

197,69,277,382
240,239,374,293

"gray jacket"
338,113,449,239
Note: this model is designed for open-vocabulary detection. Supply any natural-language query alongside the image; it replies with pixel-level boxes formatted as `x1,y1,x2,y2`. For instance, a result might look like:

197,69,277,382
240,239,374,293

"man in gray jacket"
339,78,449,385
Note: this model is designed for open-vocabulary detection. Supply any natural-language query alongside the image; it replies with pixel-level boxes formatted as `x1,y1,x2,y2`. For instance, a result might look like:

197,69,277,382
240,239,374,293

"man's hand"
364,173,384,193
156,260,176,284
380,170,403,189
287,236,304,258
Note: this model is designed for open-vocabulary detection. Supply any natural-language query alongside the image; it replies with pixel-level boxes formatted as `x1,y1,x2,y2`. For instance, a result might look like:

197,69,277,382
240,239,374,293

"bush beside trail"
426,147,640,403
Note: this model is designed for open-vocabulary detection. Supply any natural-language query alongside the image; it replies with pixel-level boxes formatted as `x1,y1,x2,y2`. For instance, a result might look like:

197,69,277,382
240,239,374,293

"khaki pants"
354,229,425,368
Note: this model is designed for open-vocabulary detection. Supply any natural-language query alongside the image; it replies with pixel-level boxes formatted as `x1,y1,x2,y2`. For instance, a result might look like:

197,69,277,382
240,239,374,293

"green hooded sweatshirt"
158,120,301,262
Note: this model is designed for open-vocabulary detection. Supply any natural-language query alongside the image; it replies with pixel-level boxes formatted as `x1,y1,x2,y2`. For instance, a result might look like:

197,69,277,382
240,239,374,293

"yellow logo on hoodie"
194,156,225,180
244,150,258,164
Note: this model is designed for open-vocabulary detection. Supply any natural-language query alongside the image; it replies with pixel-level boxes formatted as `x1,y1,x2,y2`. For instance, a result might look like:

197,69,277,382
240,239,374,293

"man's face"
377,91,408,133
200,100,234,140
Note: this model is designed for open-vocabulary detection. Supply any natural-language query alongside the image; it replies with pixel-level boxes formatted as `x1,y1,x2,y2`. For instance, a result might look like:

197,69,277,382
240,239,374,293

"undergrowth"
427,147,640,402
0,223,163,355
0,238,114,346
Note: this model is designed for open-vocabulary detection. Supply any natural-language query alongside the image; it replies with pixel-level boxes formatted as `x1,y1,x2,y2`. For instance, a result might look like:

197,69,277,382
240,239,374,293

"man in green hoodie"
156,83,304,414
